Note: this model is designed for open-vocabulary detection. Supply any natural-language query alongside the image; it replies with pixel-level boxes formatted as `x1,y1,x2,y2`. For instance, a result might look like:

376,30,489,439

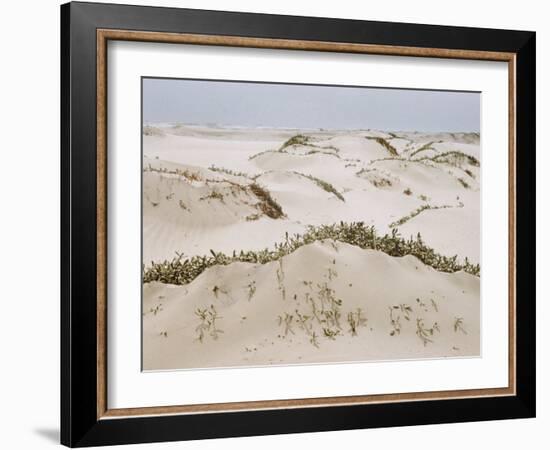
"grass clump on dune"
457,177,470,189
249,134,340,160
418,151,480,167
208,165,251,178
143,222,480,286
389,203,458,228
279,134,310,150
293,172,345,202
365,137,399,157
409,141,435,158
144,164,203,182
249,182,285,219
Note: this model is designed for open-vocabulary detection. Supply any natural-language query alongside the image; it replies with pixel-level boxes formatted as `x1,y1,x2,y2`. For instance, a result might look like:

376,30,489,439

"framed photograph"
61,1,536,447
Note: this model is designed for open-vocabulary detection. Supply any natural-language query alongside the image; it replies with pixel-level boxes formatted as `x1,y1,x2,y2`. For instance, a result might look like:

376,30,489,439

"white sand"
142,125,480,370
144,240,479,370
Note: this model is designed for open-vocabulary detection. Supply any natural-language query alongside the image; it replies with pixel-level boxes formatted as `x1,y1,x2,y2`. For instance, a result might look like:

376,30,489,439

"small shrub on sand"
457,178,470,189
356,168,395,188
144,165,202,182
418,151,480,167
294,172,345,201
199,190,224,202
249,134,339,160
416,318,439,346
389,203,459,228
249,183,284,219
195,305,223,342
453,317,467,334
347,309,368,336
279,134,310,151
209,165,250,178
277,312,295,336
246,281,256,301
388,307,402,336
409,141,435,158
403,188,413,196
365,137,399,157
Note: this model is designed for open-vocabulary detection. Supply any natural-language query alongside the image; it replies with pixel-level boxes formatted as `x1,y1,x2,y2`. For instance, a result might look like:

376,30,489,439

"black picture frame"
61,1,536,447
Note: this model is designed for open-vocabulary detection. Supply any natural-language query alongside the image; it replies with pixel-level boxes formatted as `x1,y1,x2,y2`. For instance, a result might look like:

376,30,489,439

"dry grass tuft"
249,183,285,219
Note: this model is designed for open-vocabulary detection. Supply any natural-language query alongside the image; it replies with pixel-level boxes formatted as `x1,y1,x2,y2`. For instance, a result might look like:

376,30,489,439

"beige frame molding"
96,29,517,420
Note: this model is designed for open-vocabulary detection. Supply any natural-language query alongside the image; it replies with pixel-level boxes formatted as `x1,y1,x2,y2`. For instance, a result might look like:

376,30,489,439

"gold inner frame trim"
96,28,517,420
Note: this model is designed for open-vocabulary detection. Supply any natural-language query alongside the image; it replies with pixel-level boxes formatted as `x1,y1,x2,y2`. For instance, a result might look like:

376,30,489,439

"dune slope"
143,240,479,370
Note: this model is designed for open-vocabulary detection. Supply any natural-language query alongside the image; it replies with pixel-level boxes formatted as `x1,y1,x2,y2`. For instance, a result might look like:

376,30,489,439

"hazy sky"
143,78,480,132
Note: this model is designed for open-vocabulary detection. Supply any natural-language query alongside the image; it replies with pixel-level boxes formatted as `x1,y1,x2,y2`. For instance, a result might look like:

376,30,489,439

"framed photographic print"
60,1,536,447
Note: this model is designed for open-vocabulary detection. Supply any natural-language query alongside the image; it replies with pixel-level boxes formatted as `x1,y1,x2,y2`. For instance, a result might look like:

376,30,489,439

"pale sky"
143,77,480,132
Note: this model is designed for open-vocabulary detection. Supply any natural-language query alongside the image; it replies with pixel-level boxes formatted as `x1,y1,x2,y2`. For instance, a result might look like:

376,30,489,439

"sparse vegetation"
322,327,340,340
199,190,225,202
365,137,399,157
293,172,345,201
209,165,251,178
279,134,310,150
249,134,340,161
453,317,467,334
418,151,480,167
195,305,223,342
457,178,470,189
246,280,256,301
397,304,413,321
148,167,285,220
356,168,395,188
144,164,202,182
249,183,285,219
276,259,286,300
310,332,320,348
409,141,435,158
389,203,459,228
388,304,413,336
277,312,295,336
148,304,163,316
279,134,339,153
295,310,314,336
211,284,228,299
347,309,368,336
388,307,402,336
403,188,413,196
143,222,480,286
416,318,439,346
248,149,276,160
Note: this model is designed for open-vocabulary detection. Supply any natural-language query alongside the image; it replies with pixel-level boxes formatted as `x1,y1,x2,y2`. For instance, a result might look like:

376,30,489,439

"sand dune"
142,125,481,370
143,240,479,370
